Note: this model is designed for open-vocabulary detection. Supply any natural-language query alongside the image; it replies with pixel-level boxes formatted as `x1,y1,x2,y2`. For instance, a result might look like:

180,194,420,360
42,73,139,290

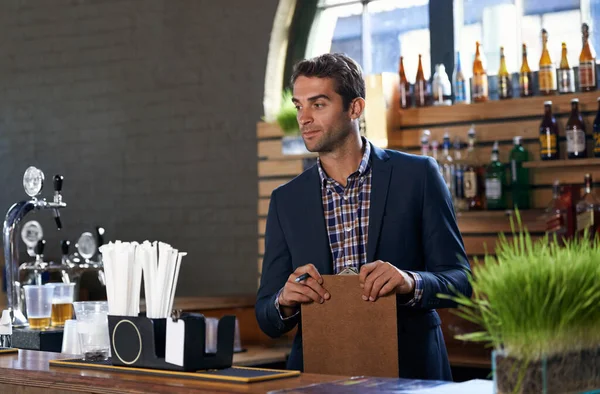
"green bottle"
509,136,530,209
485,141,507,210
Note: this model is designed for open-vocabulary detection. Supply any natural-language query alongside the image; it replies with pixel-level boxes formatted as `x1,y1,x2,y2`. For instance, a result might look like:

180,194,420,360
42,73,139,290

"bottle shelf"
523,158,600,168
389,90,600,130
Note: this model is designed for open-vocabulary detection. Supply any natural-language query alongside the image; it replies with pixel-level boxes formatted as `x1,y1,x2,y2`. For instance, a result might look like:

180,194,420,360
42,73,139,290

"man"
255,53,472,381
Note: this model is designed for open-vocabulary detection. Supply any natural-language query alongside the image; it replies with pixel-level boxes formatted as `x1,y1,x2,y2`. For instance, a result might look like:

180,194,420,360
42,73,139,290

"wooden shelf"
523,158,600,168
390,90,600,129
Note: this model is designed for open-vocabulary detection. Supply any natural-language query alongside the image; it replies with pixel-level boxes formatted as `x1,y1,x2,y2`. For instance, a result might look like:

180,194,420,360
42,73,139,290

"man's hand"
278,264,330,316
359,260,414,301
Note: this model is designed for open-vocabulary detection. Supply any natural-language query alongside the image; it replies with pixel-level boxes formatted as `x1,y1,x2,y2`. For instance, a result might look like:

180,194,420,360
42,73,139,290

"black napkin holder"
107,313,235,372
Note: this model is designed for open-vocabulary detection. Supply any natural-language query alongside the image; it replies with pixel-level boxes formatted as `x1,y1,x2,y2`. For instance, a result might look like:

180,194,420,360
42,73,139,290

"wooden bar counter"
0,350,345,394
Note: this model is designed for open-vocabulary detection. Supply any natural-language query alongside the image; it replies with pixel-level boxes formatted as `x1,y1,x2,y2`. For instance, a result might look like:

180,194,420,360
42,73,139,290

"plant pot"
492,347,600,394
281,135,309,156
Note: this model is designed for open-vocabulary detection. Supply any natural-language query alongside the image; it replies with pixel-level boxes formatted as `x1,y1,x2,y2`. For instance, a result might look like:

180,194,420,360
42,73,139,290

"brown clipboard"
300,274,399,378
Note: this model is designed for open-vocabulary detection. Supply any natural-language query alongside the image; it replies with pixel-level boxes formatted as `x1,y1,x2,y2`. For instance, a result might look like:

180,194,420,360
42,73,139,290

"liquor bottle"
575,173,600,237
509,136,530,210
538,29,557,95
544,180,569,240
398,56,412,109
432,64,452,106
578,23,597,92
420,130,430,156
463,125,484,210
566,98,587,159
498,46,512,99
453,136,466,211
414,54,430,107
593,97,600,157
519,43,534,97
472,41,488,103
440,132,455,198
431,139,439,164
557,42,575,94
539,101,559,160
453,51,469,104
485,141,507,210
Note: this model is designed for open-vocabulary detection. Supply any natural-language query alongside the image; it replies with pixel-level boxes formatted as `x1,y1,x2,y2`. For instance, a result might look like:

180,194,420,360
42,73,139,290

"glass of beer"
23,285,54,330
49,283,75,327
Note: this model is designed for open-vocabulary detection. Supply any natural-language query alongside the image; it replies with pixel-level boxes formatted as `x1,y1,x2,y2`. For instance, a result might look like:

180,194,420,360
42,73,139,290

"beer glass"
49,283,75,327
23,285,54,329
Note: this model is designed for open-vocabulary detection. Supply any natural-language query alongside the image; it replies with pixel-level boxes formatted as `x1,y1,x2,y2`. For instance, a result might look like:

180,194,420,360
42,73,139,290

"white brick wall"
0,0,278,296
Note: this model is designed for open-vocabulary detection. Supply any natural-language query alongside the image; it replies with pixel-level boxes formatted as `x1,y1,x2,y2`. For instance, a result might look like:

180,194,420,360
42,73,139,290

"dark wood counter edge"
0,350,346,394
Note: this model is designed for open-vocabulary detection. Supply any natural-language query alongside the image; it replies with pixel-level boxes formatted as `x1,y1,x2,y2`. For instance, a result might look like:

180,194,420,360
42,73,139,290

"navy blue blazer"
255,142,472,380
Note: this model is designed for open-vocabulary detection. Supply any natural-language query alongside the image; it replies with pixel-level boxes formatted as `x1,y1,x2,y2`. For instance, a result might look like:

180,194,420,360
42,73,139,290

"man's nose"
298,111,313,126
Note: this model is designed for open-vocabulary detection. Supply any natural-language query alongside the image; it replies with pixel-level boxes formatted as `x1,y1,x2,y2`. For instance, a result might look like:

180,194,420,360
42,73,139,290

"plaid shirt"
317,138,422,305
275,139,422,320
317,139,372,273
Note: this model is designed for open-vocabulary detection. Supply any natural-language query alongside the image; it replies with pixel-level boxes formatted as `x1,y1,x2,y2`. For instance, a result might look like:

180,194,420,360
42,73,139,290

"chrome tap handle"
61,240,70,256
53,174,64,230
35,239,45,257
95,226,105,247
53,175,63,194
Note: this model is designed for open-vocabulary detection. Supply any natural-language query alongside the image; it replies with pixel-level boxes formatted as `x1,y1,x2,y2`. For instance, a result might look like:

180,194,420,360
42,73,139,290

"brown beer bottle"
578,23,597,92
519,43,534,97
414,54,430,107
398,56,412,109
566,98,587,159
472,41,488,103
498,46,512,99
538,29,557,95
539,101,559,160
557,42,575,94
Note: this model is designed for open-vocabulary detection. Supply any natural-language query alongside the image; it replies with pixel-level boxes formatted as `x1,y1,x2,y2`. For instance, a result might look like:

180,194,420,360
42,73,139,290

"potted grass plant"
439,211,600,394
276,89,309,155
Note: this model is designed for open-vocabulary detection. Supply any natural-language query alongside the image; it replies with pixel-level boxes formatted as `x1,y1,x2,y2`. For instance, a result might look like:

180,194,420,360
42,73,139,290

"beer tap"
3,167,67,327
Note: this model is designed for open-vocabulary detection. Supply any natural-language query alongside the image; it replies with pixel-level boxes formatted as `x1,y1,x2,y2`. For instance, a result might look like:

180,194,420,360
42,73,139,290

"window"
455,0,582,77
306,0,430,81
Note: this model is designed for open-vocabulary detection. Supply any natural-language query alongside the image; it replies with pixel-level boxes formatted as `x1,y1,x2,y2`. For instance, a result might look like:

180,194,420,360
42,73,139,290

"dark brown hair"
290,53,365,111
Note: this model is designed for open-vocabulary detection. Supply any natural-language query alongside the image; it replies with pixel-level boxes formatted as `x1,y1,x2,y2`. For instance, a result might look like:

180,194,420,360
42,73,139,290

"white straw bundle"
99,241,186,318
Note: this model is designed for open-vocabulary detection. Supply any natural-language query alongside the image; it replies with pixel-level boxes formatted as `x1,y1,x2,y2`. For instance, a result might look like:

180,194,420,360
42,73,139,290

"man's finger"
295,264,323,285
369,275,389,301
303,277,330,300
359,261,378,286
288,281,324,304
362,266,385,300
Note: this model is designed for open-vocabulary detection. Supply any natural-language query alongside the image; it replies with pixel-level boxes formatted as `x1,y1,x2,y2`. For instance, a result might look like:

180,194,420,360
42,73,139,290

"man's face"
292,76,353,153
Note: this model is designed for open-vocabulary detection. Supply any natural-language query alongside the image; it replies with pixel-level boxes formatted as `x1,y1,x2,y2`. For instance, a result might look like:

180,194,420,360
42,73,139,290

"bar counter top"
0,350,344,394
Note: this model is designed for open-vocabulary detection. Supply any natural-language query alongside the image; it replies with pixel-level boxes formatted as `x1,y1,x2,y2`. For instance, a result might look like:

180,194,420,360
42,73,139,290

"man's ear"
349,97,366,120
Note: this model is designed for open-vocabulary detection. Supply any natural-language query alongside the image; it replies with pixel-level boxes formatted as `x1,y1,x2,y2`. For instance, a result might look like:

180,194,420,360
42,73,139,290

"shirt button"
346,260,352,266
345,226,352,232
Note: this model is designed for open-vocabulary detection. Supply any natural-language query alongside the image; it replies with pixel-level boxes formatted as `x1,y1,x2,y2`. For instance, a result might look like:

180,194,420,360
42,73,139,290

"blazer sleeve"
255,188,300,338
411,157,473,309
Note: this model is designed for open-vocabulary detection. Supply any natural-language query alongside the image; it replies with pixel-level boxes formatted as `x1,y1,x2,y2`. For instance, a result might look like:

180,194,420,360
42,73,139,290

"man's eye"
295,106,301,110
314,103,324,108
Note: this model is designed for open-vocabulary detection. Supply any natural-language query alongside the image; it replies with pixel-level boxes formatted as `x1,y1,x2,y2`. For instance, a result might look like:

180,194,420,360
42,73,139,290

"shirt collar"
317,137,371,186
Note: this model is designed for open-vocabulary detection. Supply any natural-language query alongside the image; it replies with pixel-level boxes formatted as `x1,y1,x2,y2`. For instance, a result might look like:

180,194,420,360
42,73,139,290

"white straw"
168,252,186,314
162,248,177,317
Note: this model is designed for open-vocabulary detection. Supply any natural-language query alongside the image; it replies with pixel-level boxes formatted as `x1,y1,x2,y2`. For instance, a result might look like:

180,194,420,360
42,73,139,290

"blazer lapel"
367,144,392,263
300,165,333,275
